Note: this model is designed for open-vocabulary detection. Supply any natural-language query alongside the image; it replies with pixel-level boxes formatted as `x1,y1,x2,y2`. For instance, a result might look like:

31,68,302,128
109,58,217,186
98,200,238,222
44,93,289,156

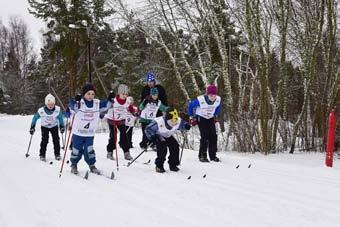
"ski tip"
236,165,240,169
187,176,191,180
110,172,115,180
203,174,206,178
248,164,251,168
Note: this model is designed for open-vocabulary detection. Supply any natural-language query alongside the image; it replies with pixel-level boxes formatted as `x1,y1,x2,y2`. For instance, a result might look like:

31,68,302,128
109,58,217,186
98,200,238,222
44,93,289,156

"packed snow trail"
0,115,340,227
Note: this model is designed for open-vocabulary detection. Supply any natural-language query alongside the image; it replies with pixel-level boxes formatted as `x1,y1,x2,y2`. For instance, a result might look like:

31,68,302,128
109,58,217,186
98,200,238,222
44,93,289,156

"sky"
0,0,45,53
0,0,146,55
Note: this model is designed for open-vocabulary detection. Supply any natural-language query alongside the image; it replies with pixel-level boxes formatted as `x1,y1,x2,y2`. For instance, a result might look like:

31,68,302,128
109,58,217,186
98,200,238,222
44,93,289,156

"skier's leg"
198,119,209,161
39,126,49,159
70,135,84,165
51,126,61,157
106,123,116,158
208,119,218,160
167,136,180,168
83,136,96,166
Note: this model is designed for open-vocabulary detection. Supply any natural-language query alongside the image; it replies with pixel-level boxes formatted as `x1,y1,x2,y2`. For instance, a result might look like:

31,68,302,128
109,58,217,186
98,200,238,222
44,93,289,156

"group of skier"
29,73,222,174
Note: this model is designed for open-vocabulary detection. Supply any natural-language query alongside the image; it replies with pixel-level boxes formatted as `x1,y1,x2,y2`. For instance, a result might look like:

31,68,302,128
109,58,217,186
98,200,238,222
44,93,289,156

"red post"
325,109,336,167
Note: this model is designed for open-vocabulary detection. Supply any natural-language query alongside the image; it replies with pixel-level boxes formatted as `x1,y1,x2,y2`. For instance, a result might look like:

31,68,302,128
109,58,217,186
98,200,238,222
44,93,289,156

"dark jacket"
140,84,168,106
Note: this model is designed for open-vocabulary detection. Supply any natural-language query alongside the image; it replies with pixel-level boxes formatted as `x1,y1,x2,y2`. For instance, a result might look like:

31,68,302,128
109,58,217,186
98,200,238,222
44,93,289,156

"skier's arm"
30,112,40,128
145,121,160,140
214,101,222,116
159,103,168,112
178,119,191,131
57,111,64,128
188,99,200,117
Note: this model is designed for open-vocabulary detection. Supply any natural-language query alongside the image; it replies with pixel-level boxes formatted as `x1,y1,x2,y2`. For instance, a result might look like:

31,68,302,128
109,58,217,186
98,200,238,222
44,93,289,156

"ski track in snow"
0,115,340,227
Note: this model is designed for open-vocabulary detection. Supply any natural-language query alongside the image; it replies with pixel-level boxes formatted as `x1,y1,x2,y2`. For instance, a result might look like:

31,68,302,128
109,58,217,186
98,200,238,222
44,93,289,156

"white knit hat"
117,84,129,95
45,94,55,105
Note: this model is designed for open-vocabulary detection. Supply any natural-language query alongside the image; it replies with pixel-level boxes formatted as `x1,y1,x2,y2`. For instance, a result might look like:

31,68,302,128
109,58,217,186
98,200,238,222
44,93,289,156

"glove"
75,93,82,102
64,107,71,118
107,90,115,102
29,127,35,135
184,123,191,130
60,127,65,134
190,118,198,126
128,105,135,114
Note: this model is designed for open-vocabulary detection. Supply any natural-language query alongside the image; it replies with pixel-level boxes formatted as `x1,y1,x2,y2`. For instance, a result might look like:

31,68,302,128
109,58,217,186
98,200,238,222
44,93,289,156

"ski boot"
124,152,133,161
89,165,101,175
40,156,46,162
107,152,114,160
71,164,78,174
155,165,166,173
169,166,180,172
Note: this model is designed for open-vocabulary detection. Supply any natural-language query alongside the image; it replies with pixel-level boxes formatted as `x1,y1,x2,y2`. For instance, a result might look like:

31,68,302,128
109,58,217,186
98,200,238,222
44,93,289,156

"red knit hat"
206,84,217,95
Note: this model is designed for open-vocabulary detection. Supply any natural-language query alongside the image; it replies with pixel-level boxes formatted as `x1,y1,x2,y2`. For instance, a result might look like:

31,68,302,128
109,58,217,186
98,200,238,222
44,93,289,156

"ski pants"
198,117,217,160
107,123,130,154
40,126,60,158
140,122,151,148
70,134,96,166
155,136,180,168
126,126,133,148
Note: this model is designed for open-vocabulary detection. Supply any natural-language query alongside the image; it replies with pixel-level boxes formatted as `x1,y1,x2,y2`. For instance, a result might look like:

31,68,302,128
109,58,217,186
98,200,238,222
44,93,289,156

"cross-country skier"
145,107,191,173
139,87,168,150
105,84,138,161
188,84,222,162
29,94,65,161
68,83,109,174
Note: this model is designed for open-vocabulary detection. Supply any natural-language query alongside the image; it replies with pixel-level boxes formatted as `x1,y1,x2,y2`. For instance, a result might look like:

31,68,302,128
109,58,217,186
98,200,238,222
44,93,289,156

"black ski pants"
107,123,130,154
198,117,217,160
40,126,60,158
155,136,180,168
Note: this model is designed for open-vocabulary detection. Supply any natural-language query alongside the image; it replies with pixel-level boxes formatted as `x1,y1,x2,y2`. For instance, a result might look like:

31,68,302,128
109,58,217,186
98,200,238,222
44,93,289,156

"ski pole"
114,124,119,171
127,148,147,167
59,112,76,178
25,134,34,158
62,118,68,149
179,132,186,165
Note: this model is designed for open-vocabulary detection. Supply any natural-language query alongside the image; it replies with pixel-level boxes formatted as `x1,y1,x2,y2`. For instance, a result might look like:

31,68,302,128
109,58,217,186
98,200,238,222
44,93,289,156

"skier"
140,72,168,113
125,96,138,148
139,87,168,149
105,84,138,161
29,94,65,161
68,83,108,174
145,107,191,173
188,84,222,162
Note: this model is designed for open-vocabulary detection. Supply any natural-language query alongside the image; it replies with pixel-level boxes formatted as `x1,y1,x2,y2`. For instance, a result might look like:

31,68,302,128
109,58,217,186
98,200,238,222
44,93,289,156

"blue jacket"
187,95,221,118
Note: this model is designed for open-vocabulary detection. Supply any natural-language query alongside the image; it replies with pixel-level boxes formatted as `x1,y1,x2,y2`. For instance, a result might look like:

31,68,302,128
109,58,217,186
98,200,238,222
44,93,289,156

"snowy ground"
0,115,340,227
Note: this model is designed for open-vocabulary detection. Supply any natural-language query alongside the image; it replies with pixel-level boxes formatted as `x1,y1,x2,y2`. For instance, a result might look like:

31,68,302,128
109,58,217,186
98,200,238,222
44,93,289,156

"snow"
0,115,340,227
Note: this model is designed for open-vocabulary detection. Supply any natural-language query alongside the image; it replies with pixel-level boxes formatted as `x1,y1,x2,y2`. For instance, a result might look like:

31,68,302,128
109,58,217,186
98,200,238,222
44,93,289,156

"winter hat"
150,87,159,96
82,83,96,96
145,73,155,82
45,94,55,105
206,84,217,95
165,107,179,123
117,84,129,95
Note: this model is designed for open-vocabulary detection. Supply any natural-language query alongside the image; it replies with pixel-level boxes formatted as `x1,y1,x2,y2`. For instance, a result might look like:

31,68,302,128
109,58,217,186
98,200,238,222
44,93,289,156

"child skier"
29,94,65,161
145,107,191,173
105,84,138,161
188,84,222,162
125,96,138,148
139,87,168,149
68,83,108,174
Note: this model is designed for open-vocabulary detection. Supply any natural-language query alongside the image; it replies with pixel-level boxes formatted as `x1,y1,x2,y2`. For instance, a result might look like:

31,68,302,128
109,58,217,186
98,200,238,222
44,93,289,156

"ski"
88,171,115,180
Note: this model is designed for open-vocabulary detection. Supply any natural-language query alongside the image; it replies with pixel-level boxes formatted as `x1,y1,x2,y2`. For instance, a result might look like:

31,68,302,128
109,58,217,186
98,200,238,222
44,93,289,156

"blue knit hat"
146,73,155,82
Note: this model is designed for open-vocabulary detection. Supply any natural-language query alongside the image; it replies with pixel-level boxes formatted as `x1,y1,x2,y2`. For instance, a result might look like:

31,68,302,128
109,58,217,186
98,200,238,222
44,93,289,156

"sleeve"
139,100,147,111
188,98,200,117
159,103,168,112
57,111,64,128
158,85,168,106
31,112,40,128
178,119,190,131
140,87,148,103
214,100,222,116
145,121,159,140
